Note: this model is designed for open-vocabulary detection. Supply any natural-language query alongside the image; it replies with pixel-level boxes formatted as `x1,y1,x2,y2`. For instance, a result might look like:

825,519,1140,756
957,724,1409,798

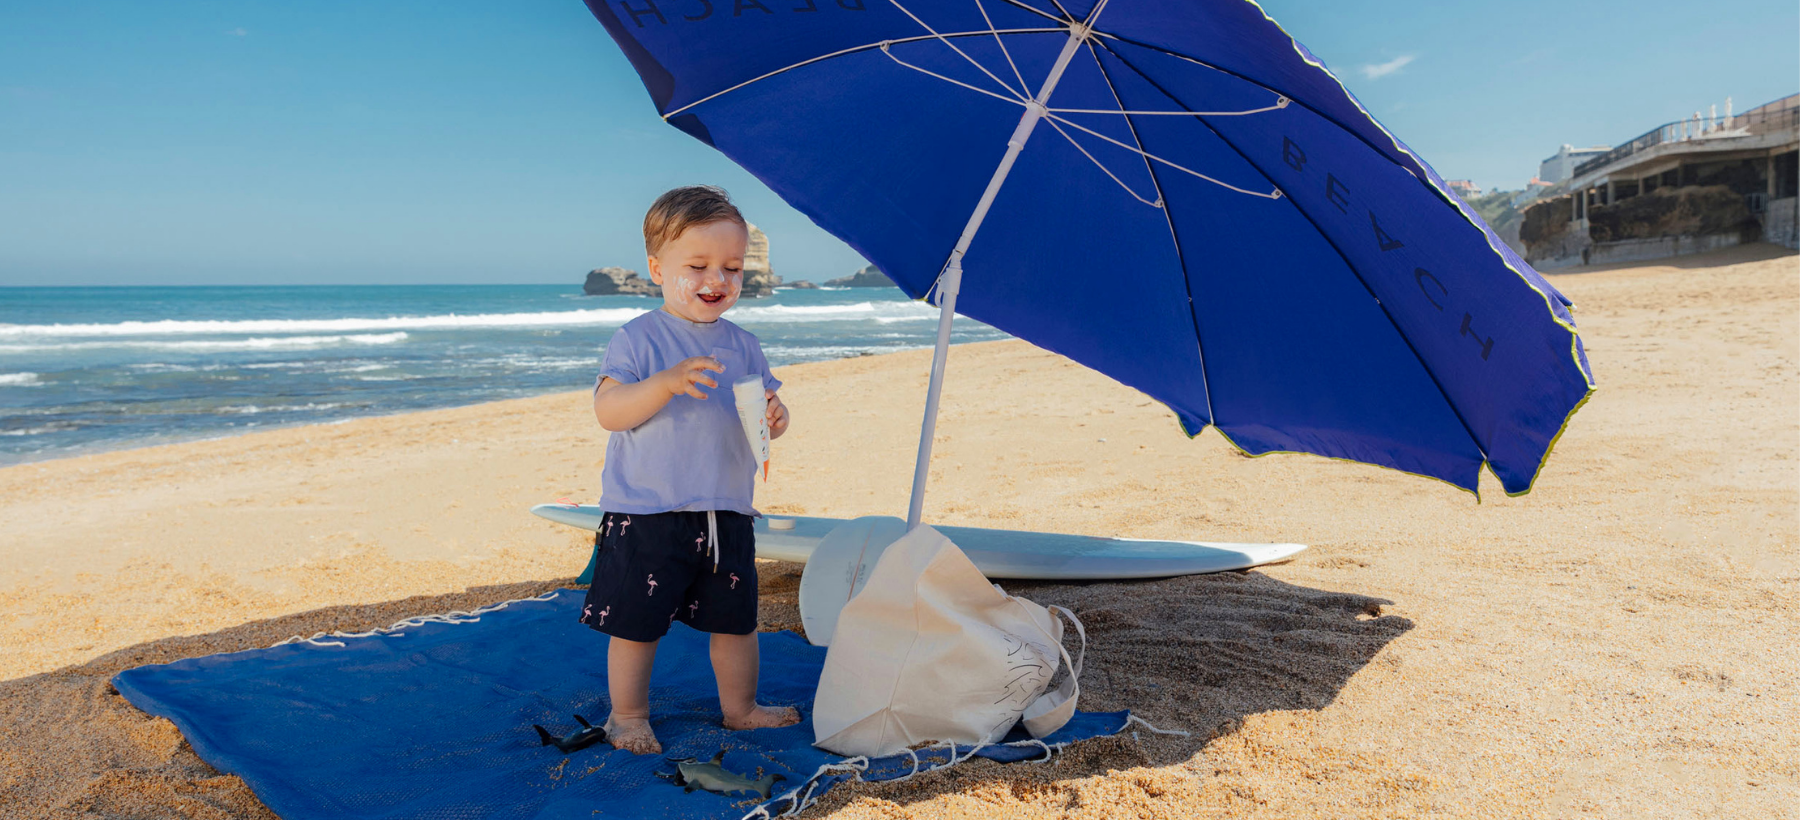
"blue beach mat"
112,590,1129,819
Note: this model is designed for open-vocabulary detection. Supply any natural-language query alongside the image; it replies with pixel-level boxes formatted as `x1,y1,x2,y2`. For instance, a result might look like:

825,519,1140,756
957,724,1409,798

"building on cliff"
1445,179,1483,198
1518,93,1799,268
1538,145,1613,185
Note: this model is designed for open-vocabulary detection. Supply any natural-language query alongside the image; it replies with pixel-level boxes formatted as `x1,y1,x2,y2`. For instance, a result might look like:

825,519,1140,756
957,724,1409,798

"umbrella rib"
887,0,1029,101
1090,31,1431,184
1098,25,1588,348
880,45,1032,108
1048,99,1288,116
995,0,1069,25
1039,117,1161,206
1099,42,1495,469
1043,113,1281,199
661,28,1059,119
972,0,1033,98
1084,39,1218,431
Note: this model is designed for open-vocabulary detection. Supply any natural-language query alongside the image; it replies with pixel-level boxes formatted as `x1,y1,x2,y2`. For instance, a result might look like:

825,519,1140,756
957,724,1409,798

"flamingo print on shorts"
689,601,699,618
695,533,705,552
596,606,609,626
729,572,740,590
646,574,658,596
581,603,592,622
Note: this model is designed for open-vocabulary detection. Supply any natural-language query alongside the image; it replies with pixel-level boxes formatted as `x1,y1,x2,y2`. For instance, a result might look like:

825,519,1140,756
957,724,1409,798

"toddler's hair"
643,186,746,256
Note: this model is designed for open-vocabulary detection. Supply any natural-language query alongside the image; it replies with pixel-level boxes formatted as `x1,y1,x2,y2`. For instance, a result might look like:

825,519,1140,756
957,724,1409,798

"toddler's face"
649,220,748,323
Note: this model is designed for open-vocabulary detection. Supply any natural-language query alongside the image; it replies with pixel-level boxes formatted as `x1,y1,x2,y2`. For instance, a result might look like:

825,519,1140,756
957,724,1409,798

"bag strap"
1048,604,1086,683
1019,604,1085,737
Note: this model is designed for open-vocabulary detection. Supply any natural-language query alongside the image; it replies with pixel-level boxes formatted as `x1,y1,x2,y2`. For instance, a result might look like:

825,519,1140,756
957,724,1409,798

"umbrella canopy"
581,0,1594,515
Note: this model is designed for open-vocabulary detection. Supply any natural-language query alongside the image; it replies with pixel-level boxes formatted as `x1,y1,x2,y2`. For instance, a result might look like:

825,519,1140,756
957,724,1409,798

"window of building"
1774,151,1798,199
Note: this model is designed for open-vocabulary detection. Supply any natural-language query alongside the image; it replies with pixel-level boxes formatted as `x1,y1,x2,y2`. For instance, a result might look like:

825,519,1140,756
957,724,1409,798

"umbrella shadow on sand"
3,569,1407,818
759,559,1414,813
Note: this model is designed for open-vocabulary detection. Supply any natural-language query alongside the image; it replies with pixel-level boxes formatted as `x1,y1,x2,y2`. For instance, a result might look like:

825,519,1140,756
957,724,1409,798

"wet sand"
2,244,1795,818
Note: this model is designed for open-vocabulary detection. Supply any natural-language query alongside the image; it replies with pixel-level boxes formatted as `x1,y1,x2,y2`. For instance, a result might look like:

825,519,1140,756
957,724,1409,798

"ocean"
0,285,1007,467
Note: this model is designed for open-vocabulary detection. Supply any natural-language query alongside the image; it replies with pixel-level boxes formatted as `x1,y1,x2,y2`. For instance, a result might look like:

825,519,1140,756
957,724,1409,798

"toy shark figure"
532,715,608,754
658,749,785,799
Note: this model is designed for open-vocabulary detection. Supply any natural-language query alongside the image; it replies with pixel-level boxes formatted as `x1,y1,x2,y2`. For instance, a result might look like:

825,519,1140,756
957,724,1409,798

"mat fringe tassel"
742,734,1078,820
744,716,1191,818
269,590,565,648
1125,714,1191,740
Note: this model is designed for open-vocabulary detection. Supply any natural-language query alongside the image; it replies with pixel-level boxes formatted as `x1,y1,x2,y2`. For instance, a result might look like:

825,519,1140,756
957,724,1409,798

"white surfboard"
529,504,1306,580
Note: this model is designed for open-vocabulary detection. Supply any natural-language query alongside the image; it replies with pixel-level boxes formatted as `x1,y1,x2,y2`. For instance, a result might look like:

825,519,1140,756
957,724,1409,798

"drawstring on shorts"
706,510,719,572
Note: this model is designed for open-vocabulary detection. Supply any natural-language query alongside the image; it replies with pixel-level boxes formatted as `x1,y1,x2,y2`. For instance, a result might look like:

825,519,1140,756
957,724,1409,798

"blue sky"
1,1,1794,286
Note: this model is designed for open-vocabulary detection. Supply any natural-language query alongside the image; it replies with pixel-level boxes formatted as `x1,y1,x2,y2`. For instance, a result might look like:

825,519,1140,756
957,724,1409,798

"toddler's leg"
605,636,662,754
711,632,801,730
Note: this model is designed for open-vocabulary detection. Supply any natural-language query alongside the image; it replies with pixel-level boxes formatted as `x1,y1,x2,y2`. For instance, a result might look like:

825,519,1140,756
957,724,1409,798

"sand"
1,244,1795,818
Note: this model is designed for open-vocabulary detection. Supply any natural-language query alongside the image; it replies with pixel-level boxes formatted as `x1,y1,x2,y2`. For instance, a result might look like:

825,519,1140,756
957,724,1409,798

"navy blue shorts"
577,510,759,642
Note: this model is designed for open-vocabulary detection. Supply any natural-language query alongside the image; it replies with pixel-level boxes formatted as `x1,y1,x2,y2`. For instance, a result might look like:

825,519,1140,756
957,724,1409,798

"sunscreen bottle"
732,375,770,480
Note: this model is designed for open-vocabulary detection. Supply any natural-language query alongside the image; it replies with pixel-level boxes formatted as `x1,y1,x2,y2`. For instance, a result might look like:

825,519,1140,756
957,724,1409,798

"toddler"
582,185,798,754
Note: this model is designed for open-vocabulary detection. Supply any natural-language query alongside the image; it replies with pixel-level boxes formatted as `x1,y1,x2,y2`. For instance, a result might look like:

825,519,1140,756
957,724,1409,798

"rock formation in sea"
785,280,819,289
584,223,781,298
824,265,894,288
583,266,660,296
740,223,780,298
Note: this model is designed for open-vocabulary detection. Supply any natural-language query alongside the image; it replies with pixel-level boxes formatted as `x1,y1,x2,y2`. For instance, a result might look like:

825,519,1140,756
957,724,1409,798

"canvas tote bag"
812,524,1086,757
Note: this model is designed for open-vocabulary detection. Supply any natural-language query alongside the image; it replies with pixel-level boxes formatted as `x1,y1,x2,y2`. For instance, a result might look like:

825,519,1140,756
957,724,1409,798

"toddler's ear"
646,255,663,285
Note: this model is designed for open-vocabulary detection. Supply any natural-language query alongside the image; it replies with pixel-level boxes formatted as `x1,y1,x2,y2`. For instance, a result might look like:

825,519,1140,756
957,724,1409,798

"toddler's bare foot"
604,715,661,755
723,704,801,731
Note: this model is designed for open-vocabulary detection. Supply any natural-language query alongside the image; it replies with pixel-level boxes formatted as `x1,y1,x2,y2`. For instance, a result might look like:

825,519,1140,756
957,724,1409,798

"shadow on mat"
0,570,1407,819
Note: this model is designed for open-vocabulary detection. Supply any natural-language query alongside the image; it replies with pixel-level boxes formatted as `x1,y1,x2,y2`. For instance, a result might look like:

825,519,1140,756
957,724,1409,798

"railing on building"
1571,105,1800,179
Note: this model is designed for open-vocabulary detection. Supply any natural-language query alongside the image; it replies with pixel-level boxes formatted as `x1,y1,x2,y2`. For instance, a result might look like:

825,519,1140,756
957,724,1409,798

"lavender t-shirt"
595,309,782,516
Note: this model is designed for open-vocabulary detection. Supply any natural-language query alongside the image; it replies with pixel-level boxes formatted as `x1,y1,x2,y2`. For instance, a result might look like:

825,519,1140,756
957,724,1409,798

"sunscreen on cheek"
673,274,700,305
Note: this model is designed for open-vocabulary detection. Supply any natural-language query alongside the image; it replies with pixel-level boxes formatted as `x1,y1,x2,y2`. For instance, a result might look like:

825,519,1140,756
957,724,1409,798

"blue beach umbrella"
581,0,1594,525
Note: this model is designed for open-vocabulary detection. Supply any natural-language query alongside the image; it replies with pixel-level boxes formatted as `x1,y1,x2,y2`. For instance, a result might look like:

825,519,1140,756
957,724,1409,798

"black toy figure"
532,715,608,754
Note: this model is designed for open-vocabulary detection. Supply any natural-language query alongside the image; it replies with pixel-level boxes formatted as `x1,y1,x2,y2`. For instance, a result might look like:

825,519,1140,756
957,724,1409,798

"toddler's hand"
661,356,723,400
765,389,789,437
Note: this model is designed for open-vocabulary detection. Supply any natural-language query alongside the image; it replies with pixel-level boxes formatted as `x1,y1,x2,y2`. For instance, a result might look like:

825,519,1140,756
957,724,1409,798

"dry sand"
1,244,1795,818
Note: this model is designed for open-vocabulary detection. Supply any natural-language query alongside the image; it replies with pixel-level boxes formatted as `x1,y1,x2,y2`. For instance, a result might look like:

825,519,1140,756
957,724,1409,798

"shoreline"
0,285,997,471
0,341,949,471
3,245,1796,818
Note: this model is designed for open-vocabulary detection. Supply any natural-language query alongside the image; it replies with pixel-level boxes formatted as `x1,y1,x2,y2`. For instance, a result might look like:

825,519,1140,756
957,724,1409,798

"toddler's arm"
593,356,723,432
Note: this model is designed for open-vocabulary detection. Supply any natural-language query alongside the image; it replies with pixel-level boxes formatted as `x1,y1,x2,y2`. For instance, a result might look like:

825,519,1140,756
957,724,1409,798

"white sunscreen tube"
732,374,770,481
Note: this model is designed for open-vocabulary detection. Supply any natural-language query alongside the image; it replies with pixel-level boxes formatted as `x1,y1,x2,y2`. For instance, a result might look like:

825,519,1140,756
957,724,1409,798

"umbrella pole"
905,24,1093,531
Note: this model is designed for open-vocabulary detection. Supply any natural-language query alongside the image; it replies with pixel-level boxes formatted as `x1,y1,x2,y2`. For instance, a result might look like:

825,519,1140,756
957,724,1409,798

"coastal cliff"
740,224,779,297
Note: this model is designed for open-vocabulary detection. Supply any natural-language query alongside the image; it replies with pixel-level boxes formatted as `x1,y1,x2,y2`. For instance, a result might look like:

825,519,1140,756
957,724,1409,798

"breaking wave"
0,310,650,338
0,333,410,353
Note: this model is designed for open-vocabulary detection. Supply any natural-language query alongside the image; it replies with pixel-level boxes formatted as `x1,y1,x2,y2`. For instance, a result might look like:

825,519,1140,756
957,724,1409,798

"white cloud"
1359,55,1415,80
226,27,248,36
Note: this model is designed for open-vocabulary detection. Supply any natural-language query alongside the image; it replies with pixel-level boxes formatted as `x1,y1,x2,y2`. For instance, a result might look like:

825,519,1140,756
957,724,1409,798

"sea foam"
0,333,410,353
0,302,938,339
0,309,650,338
